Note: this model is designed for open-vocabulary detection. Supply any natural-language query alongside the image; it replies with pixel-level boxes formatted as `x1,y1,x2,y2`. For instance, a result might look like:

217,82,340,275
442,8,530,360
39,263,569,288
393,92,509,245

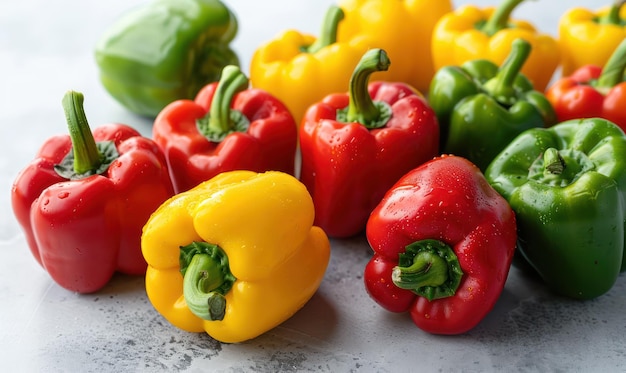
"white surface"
1,0,625,372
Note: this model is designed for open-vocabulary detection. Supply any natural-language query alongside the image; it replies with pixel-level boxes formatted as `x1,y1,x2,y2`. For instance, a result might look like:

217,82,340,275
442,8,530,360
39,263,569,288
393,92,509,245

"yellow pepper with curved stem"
336,0,452,93
250,5,369,124
558,1,626,76
432,0,559,91
141,170,330,343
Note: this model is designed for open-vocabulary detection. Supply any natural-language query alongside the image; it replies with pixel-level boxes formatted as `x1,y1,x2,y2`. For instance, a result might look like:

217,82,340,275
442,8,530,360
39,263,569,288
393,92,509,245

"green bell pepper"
95,0,239,118
485,118,626,300
428,38,556,171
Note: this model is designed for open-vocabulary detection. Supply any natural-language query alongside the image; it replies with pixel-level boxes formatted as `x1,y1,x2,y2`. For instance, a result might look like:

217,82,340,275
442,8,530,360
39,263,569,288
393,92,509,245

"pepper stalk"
196,65,250,142
54,91,119,180
596,0,626,25
336,48,392,129
180,241,237,321
482,38,532,106
596,38,626,92
480,0,526,36
303,5,344,54
392,239,464,301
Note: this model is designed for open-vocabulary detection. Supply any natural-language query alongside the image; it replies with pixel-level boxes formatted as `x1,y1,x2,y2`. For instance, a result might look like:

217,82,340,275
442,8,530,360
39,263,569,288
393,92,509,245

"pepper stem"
543,148,564,175
180,242,236,321
596,38,626,89
62,91,103,175
197,65,250,142
304,5,344,54
481,0,525,36
392,239,464,302
482,38,531,106
597,0,626,25
336,48,392,129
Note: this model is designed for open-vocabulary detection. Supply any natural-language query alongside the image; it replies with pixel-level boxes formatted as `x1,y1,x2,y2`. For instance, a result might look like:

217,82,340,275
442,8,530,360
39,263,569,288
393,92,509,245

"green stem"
481,0,525,36
543,148,564,175
303,5,344,53
393,251,449,289
61,91,103,175
180,242,236,321
596,38,626,89
392,239,464,301
597,0,626,25
337,48,392,129
197,65,250,142
482,38,531,106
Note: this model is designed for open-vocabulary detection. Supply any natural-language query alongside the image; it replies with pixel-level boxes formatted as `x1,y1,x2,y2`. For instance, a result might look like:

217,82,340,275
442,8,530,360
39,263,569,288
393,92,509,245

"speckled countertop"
1,1,625,372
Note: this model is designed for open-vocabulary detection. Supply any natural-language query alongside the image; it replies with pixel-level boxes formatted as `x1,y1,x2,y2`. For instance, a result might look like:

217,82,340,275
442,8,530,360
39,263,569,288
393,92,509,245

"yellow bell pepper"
250,5,369,124
141,170,330,343
558,1,626,76
431,0,559,91
336,0,452,93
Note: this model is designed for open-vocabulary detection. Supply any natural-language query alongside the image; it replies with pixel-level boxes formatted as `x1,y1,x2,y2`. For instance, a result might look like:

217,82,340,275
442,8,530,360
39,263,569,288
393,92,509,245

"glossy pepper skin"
546,38,626,131
485,118,626,299
336,0,452,93
250,6,368,124
558,1,626,76
365,155,517,335
300,49,439,238
11,91,174,293
95,0,239,118
141,170,330,343
153,65,297,194
432,0,559,91
429,39,557,171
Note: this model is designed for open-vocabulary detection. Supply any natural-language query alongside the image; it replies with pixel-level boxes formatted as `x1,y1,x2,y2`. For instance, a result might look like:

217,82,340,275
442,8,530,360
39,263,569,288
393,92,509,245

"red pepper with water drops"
299,48,439,238
11,91,174,293
364,155,517,334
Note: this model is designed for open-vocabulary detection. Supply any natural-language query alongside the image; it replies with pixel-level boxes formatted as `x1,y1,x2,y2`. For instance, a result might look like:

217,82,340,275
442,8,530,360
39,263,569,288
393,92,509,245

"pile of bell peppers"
11,0,626,343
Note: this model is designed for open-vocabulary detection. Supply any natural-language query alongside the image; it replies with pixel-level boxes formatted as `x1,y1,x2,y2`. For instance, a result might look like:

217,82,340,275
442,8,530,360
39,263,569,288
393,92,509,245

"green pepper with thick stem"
429,38,556,171
95,0,239,118
485,118,626,299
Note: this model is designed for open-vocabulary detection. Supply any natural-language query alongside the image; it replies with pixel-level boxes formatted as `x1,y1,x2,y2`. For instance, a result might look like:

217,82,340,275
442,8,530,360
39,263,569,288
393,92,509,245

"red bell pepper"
11,91,174,293
153,65,297,193
299,48,439,238
546,37,626,131
364,155,517,335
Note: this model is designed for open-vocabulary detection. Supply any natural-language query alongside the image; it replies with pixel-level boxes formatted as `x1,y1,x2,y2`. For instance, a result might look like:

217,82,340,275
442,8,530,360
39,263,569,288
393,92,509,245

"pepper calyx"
196,65,250,142
180,241,237,321
528,147,596,187
392,239,464,301
54,91,119,180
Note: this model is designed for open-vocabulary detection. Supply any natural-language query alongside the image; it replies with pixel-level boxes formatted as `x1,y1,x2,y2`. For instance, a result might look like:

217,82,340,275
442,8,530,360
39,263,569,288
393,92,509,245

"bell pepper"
152,65,297,194
485,118,626,299
335,0,452,93
11,91,174,293
546,38,626,131
95,0,239,118
431,0,559,91
428,38,557,171
250,5,369,124
365,155,517,335
141,170,330,343
558,1,626,77
299,48,439,238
